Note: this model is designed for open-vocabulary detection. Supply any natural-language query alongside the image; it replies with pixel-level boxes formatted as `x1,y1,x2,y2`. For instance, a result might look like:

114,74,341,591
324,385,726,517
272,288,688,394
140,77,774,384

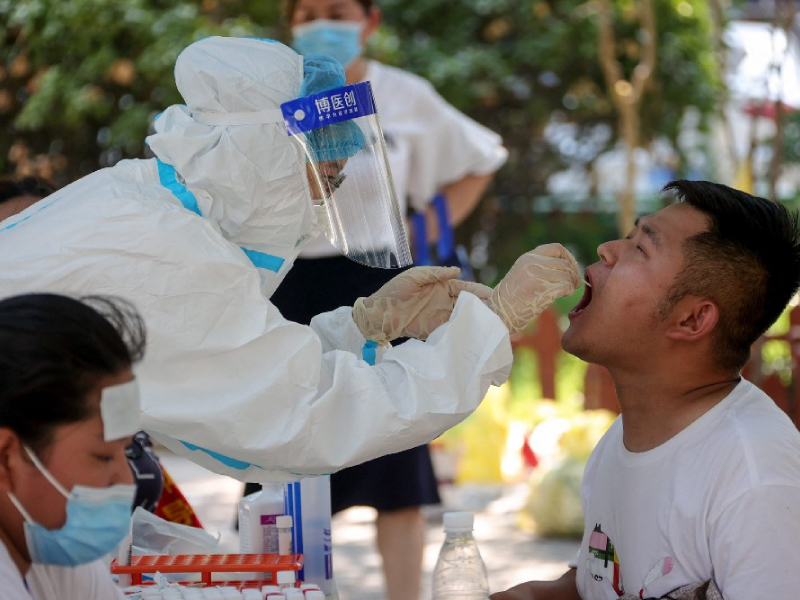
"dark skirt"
270,255,441,513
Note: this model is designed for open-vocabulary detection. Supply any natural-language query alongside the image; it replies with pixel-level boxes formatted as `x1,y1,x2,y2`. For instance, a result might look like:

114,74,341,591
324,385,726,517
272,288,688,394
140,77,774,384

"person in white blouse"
253,3,510,600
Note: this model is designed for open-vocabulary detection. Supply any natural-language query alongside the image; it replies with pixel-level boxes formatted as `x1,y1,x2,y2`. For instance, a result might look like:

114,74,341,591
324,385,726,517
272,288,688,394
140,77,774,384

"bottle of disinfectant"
239,482,286,581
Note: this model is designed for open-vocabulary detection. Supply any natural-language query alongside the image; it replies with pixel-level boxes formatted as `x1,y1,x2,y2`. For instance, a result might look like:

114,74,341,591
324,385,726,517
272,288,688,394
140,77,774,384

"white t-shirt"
574,379,800,600
301,60,508,258
0,539,125,600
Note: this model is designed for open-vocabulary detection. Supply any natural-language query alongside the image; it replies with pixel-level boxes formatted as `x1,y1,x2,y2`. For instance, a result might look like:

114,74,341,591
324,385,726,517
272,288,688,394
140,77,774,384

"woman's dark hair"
0,293,146,452
285,0,373,22
0,176,57,204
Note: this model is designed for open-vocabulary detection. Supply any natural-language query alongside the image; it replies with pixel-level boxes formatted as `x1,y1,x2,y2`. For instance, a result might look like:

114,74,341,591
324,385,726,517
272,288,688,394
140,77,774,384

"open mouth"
569,274,593,317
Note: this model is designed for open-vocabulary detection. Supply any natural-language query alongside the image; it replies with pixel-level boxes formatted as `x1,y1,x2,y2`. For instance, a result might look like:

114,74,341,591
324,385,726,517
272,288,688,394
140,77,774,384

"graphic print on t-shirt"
587,524,624,595
639,557,673,598
586,524,674,598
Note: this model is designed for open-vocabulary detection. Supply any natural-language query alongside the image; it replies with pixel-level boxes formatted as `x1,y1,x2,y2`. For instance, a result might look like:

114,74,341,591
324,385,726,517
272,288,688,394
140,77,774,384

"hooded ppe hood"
146,37,315,297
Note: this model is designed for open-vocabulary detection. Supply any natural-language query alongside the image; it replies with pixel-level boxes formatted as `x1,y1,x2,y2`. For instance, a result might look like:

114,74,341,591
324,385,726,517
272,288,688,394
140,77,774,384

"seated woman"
0,292,146,600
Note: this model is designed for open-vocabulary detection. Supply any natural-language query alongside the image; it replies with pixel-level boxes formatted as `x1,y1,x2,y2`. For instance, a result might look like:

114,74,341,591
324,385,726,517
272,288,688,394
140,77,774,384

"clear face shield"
281,82,412,268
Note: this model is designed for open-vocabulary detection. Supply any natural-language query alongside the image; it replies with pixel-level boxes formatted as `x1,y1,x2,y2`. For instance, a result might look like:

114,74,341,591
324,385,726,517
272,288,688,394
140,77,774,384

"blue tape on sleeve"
179,440,260,471
240,247,285,273
156,159,202,216
0,197,59,232
361,340,378,366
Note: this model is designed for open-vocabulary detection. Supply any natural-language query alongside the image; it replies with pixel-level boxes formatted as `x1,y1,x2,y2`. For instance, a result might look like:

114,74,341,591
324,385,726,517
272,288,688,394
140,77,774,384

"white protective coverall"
0,37,512,482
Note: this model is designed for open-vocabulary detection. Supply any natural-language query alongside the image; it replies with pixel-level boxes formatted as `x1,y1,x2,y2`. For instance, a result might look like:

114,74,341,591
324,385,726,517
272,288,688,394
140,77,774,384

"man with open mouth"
494,180,800,600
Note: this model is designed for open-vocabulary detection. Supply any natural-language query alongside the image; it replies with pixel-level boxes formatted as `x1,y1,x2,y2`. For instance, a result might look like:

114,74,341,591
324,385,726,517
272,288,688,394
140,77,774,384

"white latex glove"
487,243,580,334
352,266,493,345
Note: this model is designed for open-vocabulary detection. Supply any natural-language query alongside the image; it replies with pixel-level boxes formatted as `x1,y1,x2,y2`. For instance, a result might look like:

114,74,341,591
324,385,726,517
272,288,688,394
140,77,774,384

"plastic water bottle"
432,512,490,600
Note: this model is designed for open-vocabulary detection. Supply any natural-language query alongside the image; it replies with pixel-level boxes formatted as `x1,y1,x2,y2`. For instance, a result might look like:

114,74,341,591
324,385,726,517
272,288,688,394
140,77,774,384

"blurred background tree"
0,0,280,182
1,0,723,279
371,0,722,276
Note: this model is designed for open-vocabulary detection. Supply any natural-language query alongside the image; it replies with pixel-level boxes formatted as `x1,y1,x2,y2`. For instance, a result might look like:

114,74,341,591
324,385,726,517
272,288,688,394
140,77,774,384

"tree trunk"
769,0,797,200
597,0,656,235
618,102,640,234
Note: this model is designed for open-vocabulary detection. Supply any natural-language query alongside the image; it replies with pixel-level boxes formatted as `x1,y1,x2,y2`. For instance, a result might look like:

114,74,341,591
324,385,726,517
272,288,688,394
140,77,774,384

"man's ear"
666,297,718,342
0,428,21,493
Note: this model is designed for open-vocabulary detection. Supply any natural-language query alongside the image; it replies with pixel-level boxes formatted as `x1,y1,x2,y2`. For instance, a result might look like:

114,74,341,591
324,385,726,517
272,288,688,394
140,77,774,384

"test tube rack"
111,553,304,587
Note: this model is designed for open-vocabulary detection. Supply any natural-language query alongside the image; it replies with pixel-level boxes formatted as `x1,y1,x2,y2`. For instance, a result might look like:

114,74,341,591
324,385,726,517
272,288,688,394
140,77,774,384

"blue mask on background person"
292,19,364,69
7,445,135,567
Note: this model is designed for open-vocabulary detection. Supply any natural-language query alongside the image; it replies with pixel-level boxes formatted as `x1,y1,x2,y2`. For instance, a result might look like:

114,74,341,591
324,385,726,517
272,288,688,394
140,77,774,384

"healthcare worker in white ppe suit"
0,37,580,482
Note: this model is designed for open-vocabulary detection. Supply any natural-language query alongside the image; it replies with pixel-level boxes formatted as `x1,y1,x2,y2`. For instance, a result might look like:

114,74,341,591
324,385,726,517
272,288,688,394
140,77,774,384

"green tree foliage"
374,0,719,175
0,0,280,182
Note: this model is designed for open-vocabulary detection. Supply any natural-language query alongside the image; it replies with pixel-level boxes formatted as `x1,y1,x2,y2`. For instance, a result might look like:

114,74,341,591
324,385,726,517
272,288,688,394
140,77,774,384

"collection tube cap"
443,511,474,532
305,592,325,599
276,515,293,527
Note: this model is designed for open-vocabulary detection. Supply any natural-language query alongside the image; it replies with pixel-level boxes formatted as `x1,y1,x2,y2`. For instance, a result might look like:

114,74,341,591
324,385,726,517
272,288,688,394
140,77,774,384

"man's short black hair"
0,176,57,204
658,180,800,371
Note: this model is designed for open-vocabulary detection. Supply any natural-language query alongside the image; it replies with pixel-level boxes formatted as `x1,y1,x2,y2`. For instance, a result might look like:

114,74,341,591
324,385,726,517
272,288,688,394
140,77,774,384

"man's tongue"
570,281,592,315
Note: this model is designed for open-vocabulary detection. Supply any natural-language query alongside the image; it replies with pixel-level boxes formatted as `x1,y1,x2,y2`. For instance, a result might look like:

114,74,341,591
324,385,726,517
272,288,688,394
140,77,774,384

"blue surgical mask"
7,445,135,567
292,19,364,69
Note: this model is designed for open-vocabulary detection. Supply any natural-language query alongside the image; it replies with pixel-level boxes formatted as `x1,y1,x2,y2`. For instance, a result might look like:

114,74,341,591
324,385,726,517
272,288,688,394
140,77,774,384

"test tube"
299,583,320,596
276,571,296,589
261,585,281,596
304,592,324,600
276,515,293,555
